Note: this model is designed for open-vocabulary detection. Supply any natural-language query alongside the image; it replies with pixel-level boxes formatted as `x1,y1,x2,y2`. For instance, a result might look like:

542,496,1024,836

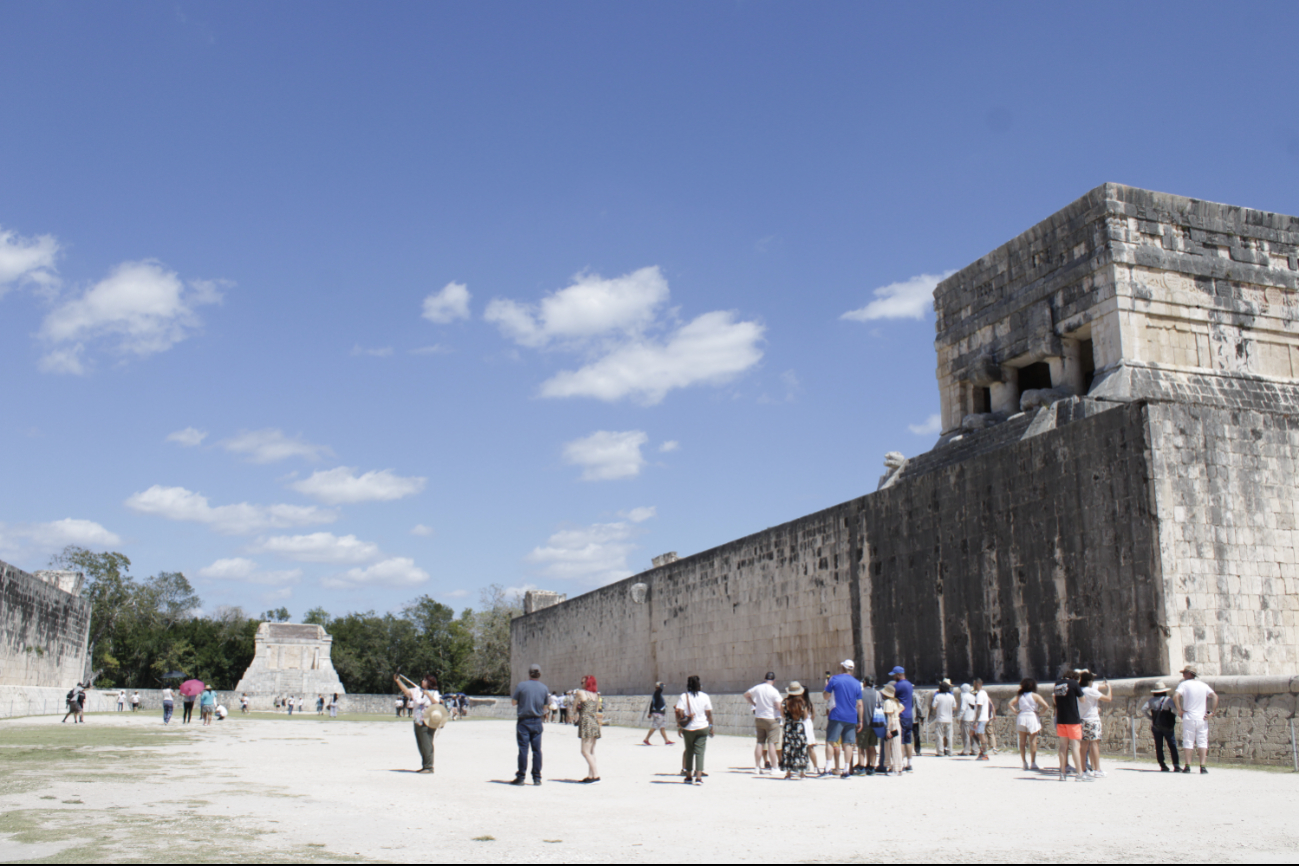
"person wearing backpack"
1146,681,1181,772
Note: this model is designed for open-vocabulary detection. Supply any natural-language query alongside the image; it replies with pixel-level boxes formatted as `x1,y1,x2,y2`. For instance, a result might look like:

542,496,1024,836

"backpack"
870,692,887,737
1152,698,1177,732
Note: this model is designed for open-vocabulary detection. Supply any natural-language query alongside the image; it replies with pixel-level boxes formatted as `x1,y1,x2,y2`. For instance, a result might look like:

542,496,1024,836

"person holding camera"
675,675,714,785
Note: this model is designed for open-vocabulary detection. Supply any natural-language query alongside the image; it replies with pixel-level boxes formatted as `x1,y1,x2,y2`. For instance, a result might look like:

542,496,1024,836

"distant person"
1079,671,1113,778
855,675,880,775
1053,667,1087,783
983,691,998,755
1146,681,1181,772
675,675,713,785
286,695,294,717
61,684,81,724
328,693,339,718
131,691,141,712
971,679,991,760
1013,678,1050,771
117,690,126,712
958,683,976,755
823,660,862,779
215,704,228,721
802,687,822,775
395,695,404,718
545,692,557,724
779,682,810,780
317,695,325,715
240,694,249,714
394,674,440,774
889,667,915,771
200,687,217,726
642,682,674,746
181,690,196,724
930,681,957,757
744,671,783,775
161,687,175,724
511,664,549,786
574,676,602,783
879,682,904,776
1174,666,1218,774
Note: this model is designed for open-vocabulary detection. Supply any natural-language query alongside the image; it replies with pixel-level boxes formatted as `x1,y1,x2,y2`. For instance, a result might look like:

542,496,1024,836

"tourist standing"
823,660,863,779
182,690,196,724
675,675,713,785
131,691,141,712
803,690,822,775
240,694,249,714
930,681,957,757
1014,678,1050,771
1173,666,1218,774
971,679,991,760
61,684,80,724
574,677,602,783
317,695,325,715
779,683,810,780
1146,681,1181,772
328,693,339,718
879,682,904,776
1079,672,1113,778
117,690,126,712
394,674,440,774
200,687,216,726
889,667,915,771
395,695,403,718
856,675,880,775
161,687,175,725
511,664,549,786
958,684,976,755
744,672,784,775
643,682,674,746
1053,667,1087,782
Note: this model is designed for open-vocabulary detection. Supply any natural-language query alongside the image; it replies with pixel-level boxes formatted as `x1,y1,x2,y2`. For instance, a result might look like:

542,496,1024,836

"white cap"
841,659,855,670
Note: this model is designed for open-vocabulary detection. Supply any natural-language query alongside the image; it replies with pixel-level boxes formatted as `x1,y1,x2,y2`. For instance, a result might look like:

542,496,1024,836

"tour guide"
393,673,441,774
512,664,549,786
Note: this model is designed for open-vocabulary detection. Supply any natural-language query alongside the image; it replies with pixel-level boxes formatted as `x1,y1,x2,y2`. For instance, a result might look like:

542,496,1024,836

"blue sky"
2,3,1297,617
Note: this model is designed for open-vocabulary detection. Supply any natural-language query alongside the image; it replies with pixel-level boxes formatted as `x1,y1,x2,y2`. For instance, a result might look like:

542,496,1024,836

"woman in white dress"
801,692,822,775
1014,678,1051,771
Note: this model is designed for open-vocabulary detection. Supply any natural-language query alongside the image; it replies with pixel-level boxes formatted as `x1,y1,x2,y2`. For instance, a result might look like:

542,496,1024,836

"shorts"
901,725,914,745
1082,719,1102,742
1182,717,1209,750
974,721,988,735
825,719,857,745
1016,715,1041,735
648,712,666,730
856,726,878,749
755,717,783,748
1056,723,1082,741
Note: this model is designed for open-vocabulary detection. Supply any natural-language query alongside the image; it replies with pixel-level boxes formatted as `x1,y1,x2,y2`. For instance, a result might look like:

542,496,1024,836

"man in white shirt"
131,692,141,712
958,684,976,755
930,681,957,757
744,671,784,774
117,690,126,712
1173,666,1218,774
971,680,992,760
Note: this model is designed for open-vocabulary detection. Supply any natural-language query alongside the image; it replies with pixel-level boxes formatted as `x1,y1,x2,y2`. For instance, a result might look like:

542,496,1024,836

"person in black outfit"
642,682,674,746
182,693,196,724
1146,681,1181,772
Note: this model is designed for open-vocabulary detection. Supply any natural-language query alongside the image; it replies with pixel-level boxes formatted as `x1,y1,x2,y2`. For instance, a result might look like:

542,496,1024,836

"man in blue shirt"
890,666,915,772
511,664,549,786
823,660,863,779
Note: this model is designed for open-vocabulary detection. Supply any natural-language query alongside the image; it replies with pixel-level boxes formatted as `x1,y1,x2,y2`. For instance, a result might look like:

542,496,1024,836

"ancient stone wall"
0,559,91,688
233,622,346,695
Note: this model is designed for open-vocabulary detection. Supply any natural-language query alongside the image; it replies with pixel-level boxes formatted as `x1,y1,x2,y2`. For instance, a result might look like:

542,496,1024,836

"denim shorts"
825,719,857,744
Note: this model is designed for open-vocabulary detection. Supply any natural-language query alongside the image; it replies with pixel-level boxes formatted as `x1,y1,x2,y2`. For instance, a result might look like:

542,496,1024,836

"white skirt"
1016,713,1041,735
803,718,818,746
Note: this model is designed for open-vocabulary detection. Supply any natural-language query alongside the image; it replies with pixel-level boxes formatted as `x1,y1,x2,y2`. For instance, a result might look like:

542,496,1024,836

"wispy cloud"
251,532,381,564
658,440,680,453
411,524,435,537
166,427,208,447
840,271,955,323
124,486,337,535
351,345,394,358
908,414,942,436
291,467,426,505
221,429,333,464
324,557,429,589
0,518,122,561
0,226,60,297
422,281,471,324
563,430,648,481
524,508,657,586
197,557,302,586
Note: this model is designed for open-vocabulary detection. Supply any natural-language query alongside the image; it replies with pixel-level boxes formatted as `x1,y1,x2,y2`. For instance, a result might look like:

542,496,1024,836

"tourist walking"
574,676,601,783
1079,671,1113,777
316,695,325,715
642,682,674,745
823,660,862,778
1053,667,1087,782
1174,666,1218,774
61,684,82,724
131,691,141,712
675,675,713,785
161,687,175,725
511,664,549,786
394,673,440,774
117,690,126,712
889,667,915,771
958,683,976,755
779,682,810,780
971,679,991,760
855,675,880,775
744,671,784,775
1146,681,1181,772
182,690,196,724
1013,679,1050,770
930,681,957,757
200,686,217,726
880,682,904,776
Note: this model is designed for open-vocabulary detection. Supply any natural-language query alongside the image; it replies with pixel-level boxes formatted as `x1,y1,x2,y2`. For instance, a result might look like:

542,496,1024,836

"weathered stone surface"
0,559,90,687
233,622,345,696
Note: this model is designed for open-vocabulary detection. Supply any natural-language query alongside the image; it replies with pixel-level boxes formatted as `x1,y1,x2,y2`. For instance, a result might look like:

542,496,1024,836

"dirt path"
1,713,1296,863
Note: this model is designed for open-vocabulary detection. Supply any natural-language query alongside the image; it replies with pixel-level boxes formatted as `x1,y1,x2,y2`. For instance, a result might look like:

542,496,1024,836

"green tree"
467,584,521,694
50,546,134,676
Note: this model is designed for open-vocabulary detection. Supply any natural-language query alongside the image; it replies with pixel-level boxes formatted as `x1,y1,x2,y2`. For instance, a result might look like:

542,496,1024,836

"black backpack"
1152,698,1177,732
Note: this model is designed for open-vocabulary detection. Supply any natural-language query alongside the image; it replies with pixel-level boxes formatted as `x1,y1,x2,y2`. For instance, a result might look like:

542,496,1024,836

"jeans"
415,723,435,771
516,717,544,780
163,701,174,724
682,729,708,775
1153,727,1180,768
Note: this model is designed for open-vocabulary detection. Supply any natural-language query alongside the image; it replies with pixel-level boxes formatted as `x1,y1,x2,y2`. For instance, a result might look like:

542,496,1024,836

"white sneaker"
1092,769,1106,778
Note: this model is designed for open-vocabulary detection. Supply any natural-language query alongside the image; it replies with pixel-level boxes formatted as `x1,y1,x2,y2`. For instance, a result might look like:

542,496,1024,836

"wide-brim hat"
881,683,897,698
1151,681,1170,693
786,681,805,696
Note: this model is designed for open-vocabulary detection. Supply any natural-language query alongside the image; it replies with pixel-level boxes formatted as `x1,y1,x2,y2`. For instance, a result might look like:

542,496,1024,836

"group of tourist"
113,690,142,712
492,661,1222,786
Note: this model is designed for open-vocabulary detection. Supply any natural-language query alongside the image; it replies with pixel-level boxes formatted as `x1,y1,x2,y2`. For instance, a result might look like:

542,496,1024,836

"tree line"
54,546,522,695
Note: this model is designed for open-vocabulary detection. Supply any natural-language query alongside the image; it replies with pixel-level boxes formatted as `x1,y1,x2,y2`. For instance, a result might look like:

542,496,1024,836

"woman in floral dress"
575,675,602,783
779,682,810,780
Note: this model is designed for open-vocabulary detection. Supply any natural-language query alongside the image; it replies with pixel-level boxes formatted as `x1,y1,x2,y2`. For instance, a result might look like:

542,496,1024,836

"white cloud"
563,430,647,481
621,506,657,523
197,557,301,586
221,429,333,464
0,227,59,297
422,281,471,324
540,311,765,405
410,344,452,355
840,271,956,323
252,532,381,564
324,557,429,589
440,588,469,600
411,524,435,537
485,267,668,349
38,260,224,374
351,345,394,358
658,440,680,453
291,467,427,505
908,414,942,436
166,427,208,447
0,519,123,561
124,486,337,535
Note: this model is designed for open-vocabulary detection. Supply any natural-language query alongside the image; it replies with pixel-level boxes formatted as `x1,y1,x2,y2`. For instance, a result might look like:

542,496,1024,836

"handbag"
675,694,695,732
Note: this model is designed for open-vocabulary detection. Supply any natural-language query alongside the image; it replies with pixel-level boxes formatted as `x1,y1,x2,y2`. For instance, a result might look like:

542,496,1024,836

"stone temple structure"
512,184,1299,693
234,622,346,696
0,559,91,687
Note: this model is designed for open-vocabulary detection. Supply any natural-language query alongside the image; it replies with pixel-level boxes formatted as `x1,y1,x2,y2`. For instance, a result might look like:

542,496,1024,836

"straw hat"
881,683,897,698
1151,681,1170,694
786,681,805,696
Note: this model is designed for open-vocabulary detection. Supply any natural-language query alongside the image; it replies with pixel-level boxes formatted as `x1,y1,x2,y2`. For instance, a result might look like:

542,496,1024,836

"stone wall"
233,622,346,695
513,402,1167,694
0,559,91,687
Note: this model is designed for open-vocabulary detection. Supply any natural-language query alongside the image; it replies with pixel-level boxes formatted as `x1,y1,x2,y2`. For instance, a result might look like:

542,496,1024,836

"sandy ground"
1,712,1297,863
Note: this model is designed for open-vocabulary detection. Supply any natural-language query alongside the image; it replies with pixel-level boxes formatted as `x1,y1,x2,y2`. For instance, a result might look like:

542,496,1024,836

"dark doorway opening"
1079,339,1096,393
1017,362,1053,404
973,387,991,415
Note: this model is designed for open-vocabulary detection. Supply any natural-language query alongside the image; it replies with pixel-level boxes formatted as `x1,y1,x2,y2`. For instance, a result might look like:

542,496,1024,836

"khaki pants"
414,722,435,771
682,729,708,774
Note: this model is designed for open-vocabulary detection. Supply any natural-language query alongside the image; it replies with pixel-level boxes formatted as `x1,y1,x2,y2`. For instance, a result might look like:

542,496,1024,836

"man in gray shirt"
511,664,549,786
856,676,880,775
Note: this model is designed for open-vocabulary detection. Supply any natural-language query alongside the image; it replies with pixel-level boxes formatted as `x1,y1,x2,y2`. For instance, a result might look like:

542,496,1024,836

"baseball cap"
889,666,905,676
528,664,542,675
765,671,776,681
841,659,855,670
1180,666,1198,676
